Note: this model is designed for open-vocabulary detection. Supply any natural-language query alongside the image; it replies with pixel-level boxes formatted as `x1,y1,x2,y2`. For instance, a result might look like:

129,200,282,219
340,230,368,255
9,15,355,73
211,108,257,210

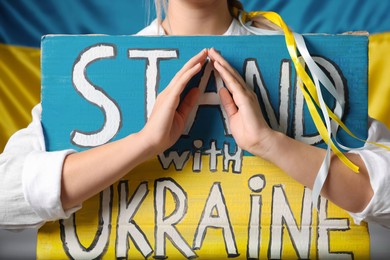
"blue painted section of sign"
41,35,368,154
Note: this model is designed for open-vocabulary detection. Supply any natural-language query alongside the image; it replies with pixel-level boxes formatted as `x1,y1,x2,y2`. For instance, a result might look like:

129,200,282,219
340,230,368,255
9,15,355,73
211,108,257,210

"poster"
38,35,369,259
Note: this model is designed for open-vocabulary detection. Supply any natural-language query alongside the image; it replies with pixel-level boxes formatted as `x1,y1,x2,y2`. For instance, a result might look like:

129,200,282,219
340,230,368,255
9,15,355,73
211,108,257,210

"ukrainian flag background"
1,0,390,259
1,0,390,151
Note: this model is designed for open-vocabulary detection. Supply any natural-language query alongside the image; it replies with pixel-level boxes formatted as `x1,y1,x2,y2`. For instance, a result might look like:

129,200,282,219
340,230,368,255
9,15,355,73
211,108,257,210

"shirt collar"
136,18,252,36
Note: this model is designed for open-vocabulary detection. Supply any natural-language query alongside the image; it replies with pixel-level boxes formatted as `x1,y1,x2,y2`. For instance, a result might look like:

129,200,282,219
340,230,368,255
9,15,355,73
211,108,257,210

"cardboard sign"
37,35,369,259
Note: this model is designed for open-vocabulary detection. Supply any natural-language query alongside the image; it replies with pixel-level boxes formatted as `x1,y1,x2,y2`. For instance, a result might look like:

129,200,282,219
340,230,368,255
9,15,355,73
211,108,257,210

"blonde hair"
155,0,168,25
227,0,244,18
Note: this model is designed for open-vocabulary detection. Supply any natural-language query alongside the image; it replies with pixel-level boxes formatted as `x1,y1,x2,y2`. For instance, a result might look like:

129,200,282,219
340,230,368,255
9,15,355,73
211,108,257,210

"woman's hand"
208,49,372,214
61,50,207,209
139,49,208,156
208,48,275,157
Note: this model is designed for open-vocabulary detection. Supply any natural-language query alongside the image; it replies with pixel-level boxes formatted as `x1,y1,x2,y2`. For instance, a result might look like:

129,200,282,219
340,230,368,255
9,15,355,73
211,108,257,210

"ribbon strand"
236,8,390,206
235,9,364,207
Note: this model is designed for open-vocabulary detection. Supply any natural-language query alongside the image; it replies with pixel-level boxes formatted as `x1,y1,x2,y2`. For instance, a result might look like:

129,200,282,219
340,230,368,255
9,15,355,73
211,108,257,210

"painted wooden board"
38,34,369,259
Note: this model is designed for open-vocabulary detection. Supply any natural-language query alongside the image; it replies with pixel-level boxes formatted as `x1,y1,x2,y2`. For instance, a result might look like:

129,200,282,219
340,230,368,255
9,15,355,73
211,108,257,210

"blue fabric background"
1,0,389,48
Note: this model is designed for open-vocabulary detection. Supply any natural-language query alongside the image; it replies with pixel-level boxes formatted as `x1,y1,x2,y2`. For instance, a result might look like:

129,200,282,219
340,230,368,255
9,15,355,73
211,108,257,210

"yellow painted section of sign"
37,156,369,259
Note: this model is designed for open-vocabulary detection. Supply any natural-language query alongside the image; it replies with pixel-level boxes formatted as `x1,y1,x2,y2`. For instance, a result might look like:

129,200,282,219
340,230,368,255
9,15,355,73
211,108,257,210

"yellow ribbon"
239,10,365,172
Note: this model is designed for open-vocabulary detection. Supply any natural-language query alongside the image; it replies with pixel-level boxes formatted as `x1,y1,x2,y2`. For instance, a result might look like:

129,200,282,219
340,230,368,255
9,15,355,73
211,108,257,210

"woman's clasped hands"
140,48,276,159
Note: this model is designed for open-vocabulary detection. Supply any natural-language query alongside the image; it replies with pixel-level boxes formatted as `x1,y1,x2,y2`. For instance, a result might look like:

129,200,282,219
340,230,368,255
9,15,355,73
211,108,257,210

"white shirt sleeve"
0,104,80,229
0,25,159,229
348,118,390,228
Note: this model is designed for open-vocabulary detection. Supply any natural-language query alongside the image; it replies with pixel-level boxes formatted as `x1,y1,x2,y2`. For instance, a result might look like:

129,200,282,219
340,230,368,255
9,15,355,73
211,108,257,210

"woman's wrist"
125,131,159,162
249,129,286,162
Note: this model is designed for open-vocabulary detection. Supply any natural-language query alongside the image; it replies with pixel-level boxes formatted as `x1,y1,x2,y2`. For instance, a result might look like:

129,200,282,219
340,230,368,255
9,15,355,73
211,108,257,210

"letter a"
193,182,239,257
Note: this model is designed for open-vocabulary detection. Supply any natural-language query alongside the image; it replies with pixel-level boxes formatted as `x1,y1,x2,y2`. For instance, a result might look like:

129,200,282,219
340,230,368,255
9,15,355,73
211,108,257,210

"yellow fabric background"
0,43,40,150
369,32,390,126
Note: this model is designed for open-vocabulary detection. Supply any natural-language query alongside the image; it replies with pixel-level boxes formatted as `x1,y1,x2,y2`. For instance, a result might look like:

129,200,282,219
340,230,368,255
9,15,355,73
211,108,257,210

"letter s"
71,44,121,147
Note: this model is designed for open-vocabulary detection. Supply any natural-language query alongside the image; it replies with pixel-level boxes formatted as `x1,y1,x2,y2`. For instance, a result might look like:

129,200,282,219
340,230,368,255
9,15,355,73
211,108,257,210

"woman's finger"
208,48,246,87
181,48,208,72
170,48,208,86
171,62,203,96
219,87,238,118
213,60,244,97
177,88,200,121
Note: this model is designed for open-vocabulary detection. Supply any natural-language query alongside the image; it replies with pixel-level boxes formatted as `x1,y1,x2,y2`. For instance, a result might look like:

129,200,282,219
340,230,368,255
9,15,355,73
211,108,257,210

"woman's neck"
162,0,233,35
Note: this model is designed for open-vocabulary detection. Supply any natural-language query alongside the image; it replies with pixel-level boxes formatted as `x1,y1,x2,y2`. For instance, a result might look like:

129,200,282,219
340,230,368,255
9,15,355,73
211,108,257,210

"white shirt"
137,18,251,36
1,18,390,229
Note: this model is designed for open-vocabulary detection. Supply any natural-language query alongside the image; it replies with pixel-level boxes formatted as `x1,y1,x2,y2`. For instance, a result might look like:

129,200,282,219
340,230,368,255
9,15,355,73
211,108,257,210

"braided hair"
227,0,244,18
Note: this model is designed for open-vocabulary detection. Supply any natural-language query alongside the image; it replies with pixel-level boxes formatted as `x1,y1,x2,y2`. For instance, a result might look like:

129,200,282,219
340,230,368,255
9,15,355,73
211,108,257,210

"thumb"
219,87,238,118
177,87,200,121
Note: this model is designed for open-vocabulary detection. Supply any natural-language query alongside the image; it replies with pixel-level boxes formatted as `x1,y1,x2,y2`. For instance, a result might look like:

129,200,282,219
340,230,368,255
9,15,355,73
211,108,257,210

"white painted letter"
185,62,231,135
193,182,239,257
294,56,346,145
318,197,352,259
204,140,222,172
154,178,195,258
269,186,312,259
247,175,266,259
157,150,191,170
60,187,112,259
223,143,243,173
245,59,291,134
71,44,121,147
116,181,152,259
128,49,178,120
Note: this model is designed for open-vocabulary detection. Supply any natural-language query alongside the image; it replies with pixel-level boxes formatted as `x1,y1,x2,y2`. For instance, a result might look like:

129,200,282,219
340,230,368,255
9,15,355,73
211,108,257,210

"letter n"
268,186,312,259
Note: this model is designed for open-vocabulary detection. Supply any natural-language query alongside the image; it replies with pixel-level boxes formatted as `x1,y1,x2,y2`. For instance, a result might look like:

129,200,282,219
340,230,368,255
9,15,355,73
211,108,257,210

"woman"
0,0,389,229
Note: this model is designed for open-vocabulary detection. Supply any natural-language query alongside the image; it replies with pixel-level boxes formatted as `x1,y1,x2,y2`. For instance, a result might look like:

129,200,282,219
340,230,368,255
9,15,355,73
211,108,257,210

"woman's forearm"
60,49,207,210
258,131,373,213
61,132,154,210
210,47,373,215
